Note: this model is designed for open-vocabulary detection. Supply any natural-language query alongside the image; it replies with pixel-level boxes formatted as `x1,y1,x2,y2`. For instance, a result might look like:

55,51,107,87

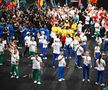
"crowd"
0,2,108,86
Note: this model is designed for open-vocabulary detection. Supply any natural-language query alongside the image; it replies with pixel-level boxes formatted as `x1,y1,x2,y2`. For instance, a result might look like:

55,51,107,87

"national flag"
38,0,43,8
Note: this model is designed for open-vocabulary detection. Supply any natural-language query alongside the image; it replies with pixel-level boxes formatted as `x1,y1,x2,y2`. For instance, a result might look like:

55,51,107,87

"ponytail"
98,54,102,64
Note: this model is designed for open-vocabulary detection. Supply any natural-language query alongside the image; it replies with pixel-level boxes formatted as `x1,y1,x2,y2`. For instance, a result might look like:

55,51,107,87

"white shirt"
58,55,66,67
24,36,31,46
95,22,100,32
75,45,84,55
50,31,57,39
85,16,90,25
70,41,74,49
52,42,62,54
43,39,48,48
65,37,72,45
96,37,102,45
29,41,37,52
0,43,4,52
73,39,79,51
78,23,83,33
11,50,19,64
31,56,42,69
94,46,100,53
96,59,105,71
82,56,91,66
80,35,87,45
39,35,44,43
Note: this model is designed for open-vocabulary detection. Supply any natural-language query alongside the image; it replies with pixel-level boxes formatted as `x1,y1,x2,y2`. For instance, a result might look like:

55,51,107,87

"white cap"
26,32,30,34
41,31,45,34
79,21,82,23
13,15,16,18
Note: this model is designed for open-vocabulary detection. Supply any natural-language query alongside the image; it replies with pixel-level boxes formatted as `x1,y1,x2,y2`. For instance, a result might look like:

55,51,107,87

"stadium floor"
0,37,108,90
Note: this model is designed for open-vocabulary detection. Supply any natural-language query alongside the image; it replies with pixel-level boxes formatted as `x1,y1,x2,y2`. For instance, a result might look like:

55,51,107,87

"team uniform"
52,39,62,68
42,38,48,60
29,40,37,55
94,22,101,38
75,44,84,68
94,46,100,67
80,34,87,54
65,36,72,59
103,38,108,54
95,59,106,86
0,42,4,65
10,49,20,79
82,56,91,82
38,33,45,56
31,55,42,84
57,54,66,82
23,33,31,56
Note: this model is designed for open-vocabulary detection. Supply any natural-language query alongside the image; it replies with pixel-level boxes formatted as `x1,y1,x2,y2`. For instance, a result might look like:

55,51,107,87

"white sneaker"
34,81,37,84
44,57,47,60
65,57,67,59
94,67,97,70
40,54,43,56
16,76,19,79
79,67,82,69
69,57,72,59
95,82,99,85
87,79,90,82
37,82,41,85
82,79,85,82
100,83,105,86
53,66,55,68
11,75,15,78
62,78,65,81
58,79,62,82
0,63,3,65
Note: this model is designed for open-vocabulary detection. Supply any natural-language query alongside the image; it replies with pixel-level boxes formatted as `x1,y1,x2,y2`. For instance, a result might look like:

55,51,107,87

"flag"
38,0,43,8
0,0,2,3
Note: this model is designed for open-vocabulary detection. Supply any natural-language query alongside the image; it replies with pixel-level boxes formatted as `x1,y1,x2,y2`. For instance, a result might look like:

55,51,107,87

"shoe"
82,79,85,82
95,82,99,85
94,67,97,70
65,57,67,59
40,54,43,56
69,57,72,59
62,78,65,81
100,83,105,86
78,66,82,69
79,67,82,69
44,57,47,60
58,79,62,82
34,81,37,84
11,75,15,78
16,76,19,79
0,63,3,65
37,82,41,85
87,79,90,82
53,66,55,68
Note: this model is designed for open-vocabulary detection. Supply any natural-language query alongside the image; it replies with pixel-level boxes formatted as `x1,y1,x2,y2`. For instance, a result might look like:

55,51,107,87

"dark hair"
98,53,102,64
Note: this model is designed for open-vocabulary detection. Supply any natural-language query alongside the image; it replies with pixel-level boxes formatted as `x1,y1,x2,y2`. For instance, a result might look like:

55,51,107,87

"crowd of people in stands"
0,2,108,86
